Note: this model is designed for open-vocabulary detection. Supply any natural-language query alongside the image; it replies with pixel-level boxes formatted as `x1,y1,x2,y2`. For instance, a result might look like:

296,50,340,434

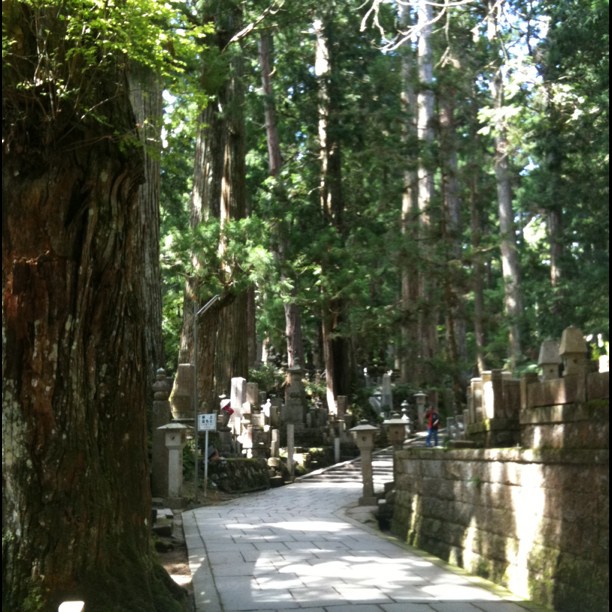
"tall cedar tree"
2,3,187,610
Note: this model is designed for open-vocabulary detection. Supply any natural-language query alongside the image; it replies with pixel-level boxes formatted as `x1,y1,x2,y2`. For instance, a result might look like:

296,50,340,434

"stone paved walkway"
183,449,548,612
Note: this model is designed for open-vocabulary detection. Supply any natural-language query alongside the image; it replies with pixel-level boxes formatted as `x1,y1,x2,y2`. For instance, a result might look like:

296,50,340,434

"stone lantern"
538,338,561,380
414,392,427,429
158,422,190,503
383,412,406,451
559,326,587,376
349,420,379,505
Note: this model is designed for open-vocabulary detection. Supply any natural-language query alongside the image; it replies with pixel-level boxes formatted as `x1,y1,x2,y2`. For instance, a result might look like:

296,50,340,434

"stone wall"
391,360,609,611
207,458,271,494
391,444,608,611
520,371,609,450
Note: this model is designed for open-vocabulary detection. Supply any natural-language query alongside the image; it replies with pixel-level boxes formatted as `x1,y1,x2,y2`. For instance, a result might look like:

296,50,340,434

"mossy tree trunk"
2,4,187,611
182,0,249,413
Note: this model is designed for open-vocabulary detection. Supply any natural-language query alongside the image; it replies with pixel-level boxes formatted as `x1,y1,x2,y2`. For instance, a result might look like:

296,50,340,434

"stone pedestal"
158,423,189,504
349,420,379,505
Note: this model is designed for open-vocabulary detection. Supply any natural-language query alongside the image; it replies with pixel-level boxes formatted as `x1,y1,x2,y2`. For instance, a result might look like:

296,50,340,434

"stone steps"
299,448,395,492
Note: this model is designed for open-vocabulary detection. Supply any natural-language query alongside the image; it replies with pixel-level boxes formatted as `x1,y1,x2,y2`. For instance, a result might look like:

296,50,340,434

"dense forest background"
158,0,609,415
2,0,608,608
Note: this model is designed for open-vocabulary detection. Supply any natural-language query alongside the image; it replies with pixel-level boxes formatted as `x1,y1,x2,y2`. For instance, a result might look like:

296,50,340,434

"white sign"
197,413,217,432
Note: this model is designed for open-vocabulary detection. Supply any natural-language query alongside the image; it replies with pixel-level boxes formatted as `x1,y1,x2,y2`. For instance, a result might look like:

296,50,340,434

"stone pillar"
231,377,247,408
349,421,379,505
252,426,268,459
151,368,172,497
240,424,253,456
231,376,247,438
158,423,189,504
285,364,306,431
482,369,504,419
268,398,280,428
246,381,259,406
469,377,483,422
270,429,280,458
334,436,341,463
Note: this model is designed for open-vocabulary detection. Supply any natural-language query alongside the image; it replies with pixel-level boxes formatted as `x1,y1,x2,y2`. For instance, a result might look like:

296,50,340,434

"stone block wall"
207,458,271,493
520,371,609,450
391,446,609,611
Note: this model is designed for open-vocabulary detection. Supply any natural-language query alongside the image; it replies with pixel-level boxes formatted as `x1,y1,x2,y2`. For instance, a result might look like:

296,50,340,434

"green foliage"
3,0,212,133
158,0,608,398
248,362,285,396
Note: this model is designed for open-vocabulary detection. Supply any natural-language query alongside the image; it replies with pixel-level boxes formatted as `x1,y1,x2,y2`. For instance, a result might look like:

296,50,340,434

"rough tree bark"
398,1,420,386
2,4,187,610
259,31,305,370
489,1,524,370
314,13,353,412
492,75,524,370
128,62,166,428
415,0,438,385
440,90,469,409
176,0,249,414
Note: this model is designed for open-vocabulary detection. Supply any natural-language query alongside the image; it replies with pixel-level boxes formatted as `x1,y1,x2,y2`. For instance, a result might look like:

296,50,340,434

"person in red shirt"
425,406,440,447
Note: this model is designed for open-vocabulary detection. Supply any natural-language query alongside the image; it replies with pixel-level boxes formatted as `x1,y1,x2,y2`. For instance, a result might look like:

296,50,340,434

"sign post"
197,412,217,498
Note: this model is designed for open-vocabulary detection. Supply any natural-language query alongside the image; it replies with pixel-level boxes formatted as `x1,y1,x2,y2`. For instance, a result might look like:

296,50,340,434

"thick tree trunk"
314,13,353,410
547,206,563,288
2,49,185,612
128,62,166,428
440,94,468,408
398,2,420,385
415,0,438,385
492,70,524,369
179,2,249,413
470,173,488,376
259,31,305,370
